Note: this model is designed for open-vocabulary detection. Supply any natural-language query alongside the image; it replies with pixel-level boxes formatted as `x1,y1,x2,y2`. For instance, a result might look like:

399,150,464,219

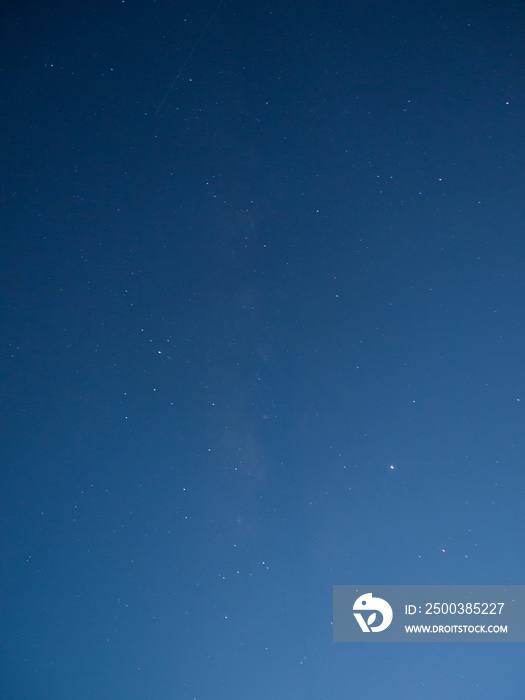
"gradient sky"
2,0,525,698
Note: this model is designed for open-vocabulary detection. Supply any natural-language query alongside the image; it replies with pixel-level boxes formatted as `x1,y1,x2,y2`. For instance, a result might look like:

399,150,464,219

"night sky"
2,0,525,698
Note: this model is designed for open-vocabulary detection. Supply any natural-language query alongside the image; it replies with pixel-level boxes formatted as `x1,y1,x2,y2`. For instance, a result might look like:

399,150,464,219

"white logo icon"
353,593,393,632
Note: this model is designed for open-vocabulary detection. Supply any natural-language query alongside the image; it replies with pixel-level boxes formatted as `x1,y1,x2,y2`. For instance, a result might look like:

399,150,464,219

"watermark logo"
353,592,393,632
334,586,525,642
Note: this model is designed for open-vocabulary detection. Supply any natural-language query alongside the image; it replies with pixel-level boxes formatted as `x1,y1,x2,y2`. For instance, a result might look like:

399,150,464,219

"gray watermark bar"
333,585,525,642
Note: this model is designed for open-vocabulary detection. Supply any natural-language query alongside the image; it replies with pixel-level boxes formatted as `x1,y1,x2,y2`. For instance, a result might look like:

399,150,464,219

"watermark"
333,585,525,642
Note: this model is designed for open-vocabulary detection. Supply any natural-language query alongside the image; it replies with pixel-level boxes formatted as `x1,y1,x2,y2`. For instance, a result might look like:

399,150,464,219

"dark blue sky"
2,0,525,697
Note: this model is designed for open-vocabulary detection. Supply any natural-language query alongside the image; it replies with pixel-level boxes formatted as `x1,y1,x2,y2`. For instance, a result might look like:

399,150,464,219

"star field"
1,1,525,698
